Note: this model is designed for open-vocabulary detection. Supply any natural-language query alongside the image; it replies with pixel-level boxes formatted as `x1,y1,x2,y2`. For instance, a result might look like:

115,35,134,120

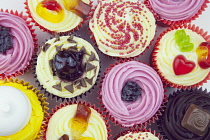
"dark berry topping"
53,50,84,81
121,81,142,102
0,25,13,54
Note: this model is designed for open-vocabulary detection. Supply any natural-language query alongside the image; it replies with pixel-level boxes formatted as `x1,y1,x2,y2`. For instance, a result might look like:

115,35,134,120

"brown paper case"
152,24,210,89
114,128,163,140
144,0,210,26
42,100,111,140
24,0,93,34
0,78,49,139
98,59,168,128
0,9,38,79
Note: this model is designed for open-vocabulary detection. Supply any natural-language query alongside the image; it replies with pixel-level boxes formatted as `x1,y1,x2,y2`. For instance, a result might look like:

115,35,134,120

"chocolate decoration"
80,46,87,54
67,36,77,43
42,43,50,52
54,33,60,42
52,82,62,91
56,45,63,52
64,84,74,93
0,25,13,54
59,134,69,140
160,89,210,140
181,104,210,136
67,45,78,52
77,78,87,88
88,52,99,61
85,77,94,85
86,62,96,72
49,59,53,68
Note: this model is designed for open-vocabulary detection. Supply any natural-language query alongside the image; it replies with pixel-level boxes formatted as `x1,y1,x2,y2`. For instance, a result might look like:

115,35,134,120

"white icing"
0,86,32,136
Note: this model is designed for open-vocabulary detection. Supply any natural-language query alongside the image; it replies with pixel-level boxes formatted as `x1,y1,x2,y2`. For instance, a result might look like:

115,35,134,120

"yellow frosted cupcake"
0,78,48,140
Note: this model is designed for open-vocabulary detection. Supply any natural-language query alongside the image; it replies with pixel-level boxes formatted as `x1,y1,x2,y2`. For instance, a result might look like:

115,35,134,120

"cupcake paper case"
0,78,49,140
0,10,37,79
25,0,93,33
35,34,100,99
89,0,156,58
43,100,110,140
152,24,210,89
99,60,167,127
144,0,210,26
158,88,210,140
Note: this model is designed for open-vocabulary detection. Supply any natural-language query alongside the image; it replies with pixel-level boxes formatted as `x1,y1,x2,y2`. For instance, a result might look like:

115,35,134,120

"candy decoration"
36,0,64,23
175,29,194,52
196,42,210,69
62,0,91,18
173,55,195,75
0,26,13,55
70,104,91,140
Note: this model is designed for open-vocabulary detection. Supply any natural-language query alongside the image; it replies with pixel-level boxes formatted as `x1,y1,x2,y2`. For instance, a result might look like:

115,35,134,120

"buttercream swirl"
89,0,156,58
0,82,44,140
148,0,206,21
36,36,100,98
46,104,107,140
0,12,34,76
160,89,210,140
155,28,209,86
101,61,164,127
117,132,159,140
27,0,90,32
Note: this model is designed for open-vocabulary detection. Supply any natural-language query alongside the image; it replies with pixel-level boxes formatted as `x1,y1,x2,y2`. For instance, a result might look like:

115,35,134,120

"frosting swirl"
0,86,31,136
0,12,34,76
117,132,159,140
0,82,44,140
148,0,206,21
160,89,210,140
89,0,156,58
36,36,100,98
101,61,164,127
155,28,209,86
46,104,107,140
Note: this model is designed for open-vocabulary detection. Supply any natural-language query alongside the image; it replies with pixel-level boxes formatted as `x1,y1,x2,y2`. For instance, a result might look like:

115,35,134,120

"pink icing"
148,0,205,21
101,61,164,127
0,12,34,76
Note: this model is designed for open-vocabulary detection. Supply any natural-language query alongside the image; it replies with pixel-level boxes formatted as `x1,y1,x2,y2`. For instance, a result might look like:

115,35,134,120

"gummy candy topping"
196,42,210,69
121,81,142,102
0,25,13,54
175,29,194,52
36,0,64,23
69,104,91,140
53,50,84,82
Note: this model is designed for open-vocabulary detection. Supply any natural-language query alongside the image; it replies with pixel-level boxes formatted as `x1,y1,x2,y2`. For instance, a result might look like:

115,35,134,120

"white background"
0,0,210,139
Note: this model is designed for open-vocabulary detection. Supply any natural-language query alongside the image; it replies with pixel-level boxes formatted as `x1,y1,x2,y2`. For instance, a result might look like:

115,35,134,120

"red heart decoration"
173,55,196,75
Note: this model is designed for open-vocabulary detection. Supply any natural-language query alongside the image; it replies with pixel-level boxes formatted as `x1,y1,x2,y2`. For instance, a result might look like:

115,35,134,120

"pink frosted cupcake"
144,0,209,26
0,10,36,79
99,60,167,127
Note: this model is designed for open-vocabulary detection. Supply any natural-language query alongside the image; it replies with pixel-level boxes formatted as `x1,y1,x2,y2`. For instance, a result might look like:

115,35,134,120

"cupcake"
89,0,156,58
144,0,209,26
99,60,166,127
25,0,92,33
0,78,48,139
44,101,108,140
115,128,162,140
36,34,100,99
152,24,210,89
158,88,210,140
0,11,36,79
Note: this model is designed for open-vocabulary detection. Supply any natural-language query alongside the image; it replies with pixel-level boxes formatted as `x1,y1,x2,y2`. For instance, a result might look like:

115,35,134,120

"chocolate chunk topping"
77,78,87,88
181,104,210,136
54,33,60,42
56,45,63,52
42,43,50,52
0,25,13,54
85,77,94,85
80,46,87,54
52,82,62,91
64,84,74,93
67,36,77,43
59,134,69,140
88,52,99,61
86,62,96,72
49,59,53,68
